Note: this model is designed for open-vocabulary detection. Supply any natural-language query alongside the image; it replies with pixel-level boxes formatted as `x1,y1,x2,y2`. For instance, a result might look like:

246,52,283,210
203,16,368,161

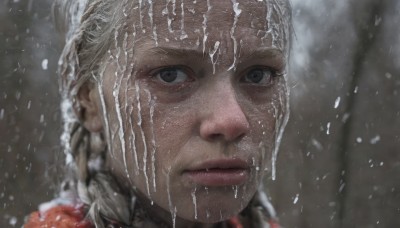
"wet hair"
52,0,292,227
53,0,132,226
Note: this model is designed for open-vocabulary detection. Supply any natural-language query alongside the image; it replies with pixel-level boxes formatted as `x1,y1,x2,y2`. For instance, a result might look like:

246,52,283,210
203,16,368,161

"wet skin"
80,0,289,227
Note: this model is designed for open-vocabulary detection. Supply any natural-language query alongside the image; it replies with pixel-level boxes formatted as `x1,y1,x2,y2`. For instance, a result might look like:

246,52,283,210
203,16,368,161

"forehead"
116,0,289,64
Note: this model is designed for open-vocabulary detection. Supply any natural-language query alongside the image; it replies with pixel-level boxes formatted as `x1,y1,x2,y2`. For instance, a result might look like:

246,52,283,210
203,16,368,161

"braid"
54,0,134,226
69,121,133,226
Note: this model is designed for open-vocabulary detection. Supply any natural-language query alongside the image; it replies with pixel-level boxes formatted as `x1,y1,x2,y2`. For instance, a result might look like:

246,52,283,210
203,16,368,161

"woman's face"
86,0,289,224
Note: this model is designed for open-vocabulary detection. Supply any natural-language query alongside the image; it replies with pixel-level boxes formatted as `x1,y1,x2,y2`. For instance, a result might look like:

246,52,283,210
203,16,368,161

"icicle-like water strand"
257,141,265,183
145,89,157,192
112,30,131,179
172,0,176,15
271,103,280,180
271,82,290,180
262,0,290,53
179,0,188,40
265,0,292,178
166,167,177,228
147,0,158,45
138,0,144,31
209,41,220,74
202,14,208,54
227,0,241,71
202,0,211,54
95,67,113,158
232,185,239,199
191,187,198,220
162,0,174,33
126,24,140,174
127,93,139,174
263,0,274,45
135,81,151,197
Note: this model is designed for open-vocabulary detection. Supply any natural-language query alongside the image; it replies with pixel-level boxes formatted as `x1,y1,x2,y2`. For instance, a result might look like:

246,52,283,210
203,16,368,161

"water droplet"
326,122,331,135
293,193,299,204
342,113,350,123
9,217,17,226
0,109,4,120
334,96,341,109
374,16,382,26
369,135,380,144
41,59,48,70
339,183,345,192
311,138,323,151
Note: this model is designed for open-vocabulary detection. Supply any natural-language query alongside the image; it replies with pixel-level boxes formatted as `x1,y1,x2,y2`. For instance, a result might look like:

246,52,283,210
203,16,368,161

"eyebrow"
247,47,284,60
147,47,204,59
146,46,283,60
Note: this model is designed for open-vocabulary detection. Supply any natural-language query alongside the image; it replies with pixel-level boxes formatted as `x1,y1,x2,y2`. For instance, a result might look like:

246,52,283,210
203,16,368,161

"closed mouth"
184,158,250,186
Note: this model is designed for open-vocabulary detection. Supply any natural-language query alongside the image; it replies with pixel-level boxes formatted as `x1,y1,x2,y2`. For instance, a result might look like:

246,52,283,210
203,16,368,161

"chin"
176,189,252,223
183,205,245,224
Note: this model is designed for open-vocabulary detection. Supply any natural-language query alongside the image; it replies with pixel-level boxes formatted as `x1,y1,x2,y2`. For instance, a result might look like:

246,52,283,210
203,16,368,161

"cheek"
104,84,193,201
100,79,155,192
245,94,285,170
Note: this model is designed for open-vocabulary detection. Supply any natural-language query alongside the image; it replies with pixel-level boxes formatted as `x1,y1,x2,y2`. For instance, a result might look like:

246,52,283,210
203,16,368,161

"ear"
76,82,103,132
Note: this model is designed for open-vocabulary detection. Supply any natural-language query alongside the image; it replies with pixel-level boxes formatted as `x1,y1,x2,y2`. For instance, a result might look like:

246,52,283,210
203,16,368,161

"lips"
184,158,250,186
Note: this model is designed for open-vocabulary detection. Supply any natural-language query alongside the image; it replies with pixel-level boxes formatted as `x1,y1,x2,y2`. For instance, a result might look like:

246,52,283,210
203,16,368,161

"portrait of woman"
24,0,291,227
1,0,398,227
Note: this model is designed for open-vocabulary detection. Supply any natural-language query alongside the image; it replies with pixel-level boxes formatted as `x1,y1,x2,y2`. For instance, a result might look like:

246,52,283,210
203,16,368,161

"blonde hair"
53,0,132,226
52,0,292,227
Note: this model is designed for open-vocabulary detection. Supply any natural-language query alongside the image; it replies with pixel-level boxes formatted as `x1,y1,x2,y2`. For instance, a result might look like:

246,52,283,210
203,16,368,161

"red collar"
25,205,93,228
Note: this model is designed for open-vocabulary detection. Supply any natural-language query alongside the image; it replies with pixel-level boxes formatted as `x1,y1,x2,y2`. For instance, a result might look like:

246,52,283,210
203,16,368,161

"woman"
26,0,291,227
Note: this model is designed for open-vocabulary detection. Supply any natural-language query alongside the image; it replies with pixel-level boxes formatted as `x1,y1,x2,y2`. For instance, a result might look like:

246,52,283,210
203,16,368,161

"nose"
199,83,250,142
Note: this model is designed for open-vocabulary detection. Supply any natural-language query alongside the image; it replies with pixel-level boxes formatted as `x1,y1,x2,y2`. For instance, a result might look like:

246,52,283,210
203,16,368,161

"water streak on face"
88,0,289,225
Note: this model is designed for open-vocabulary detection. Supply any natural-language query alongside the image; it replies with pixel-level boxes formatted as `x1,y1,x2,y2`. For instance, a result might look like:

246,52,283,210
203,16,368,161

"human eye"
241,67,278,85
153,67,190,85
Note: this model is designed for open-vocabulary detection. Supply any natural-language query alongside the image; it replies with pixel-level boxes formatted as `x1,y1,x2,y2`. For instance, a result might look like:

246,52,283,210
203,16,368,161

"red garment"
25,205,279,228
268,220,281,228
227,216,244,228
25,205,93,228
227,216,280,228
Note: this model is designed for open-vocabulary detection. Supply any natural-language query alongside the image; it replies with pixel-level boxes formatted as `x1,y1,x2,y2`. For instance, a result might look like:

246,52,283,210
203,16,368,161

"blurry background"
0,0,399,227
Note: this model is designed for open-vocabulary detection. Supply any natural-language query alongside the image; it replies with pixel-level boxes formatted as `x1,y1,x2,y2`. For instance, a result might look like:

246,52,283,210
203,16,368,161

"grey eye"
242,68,273,84
156,68,188,84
